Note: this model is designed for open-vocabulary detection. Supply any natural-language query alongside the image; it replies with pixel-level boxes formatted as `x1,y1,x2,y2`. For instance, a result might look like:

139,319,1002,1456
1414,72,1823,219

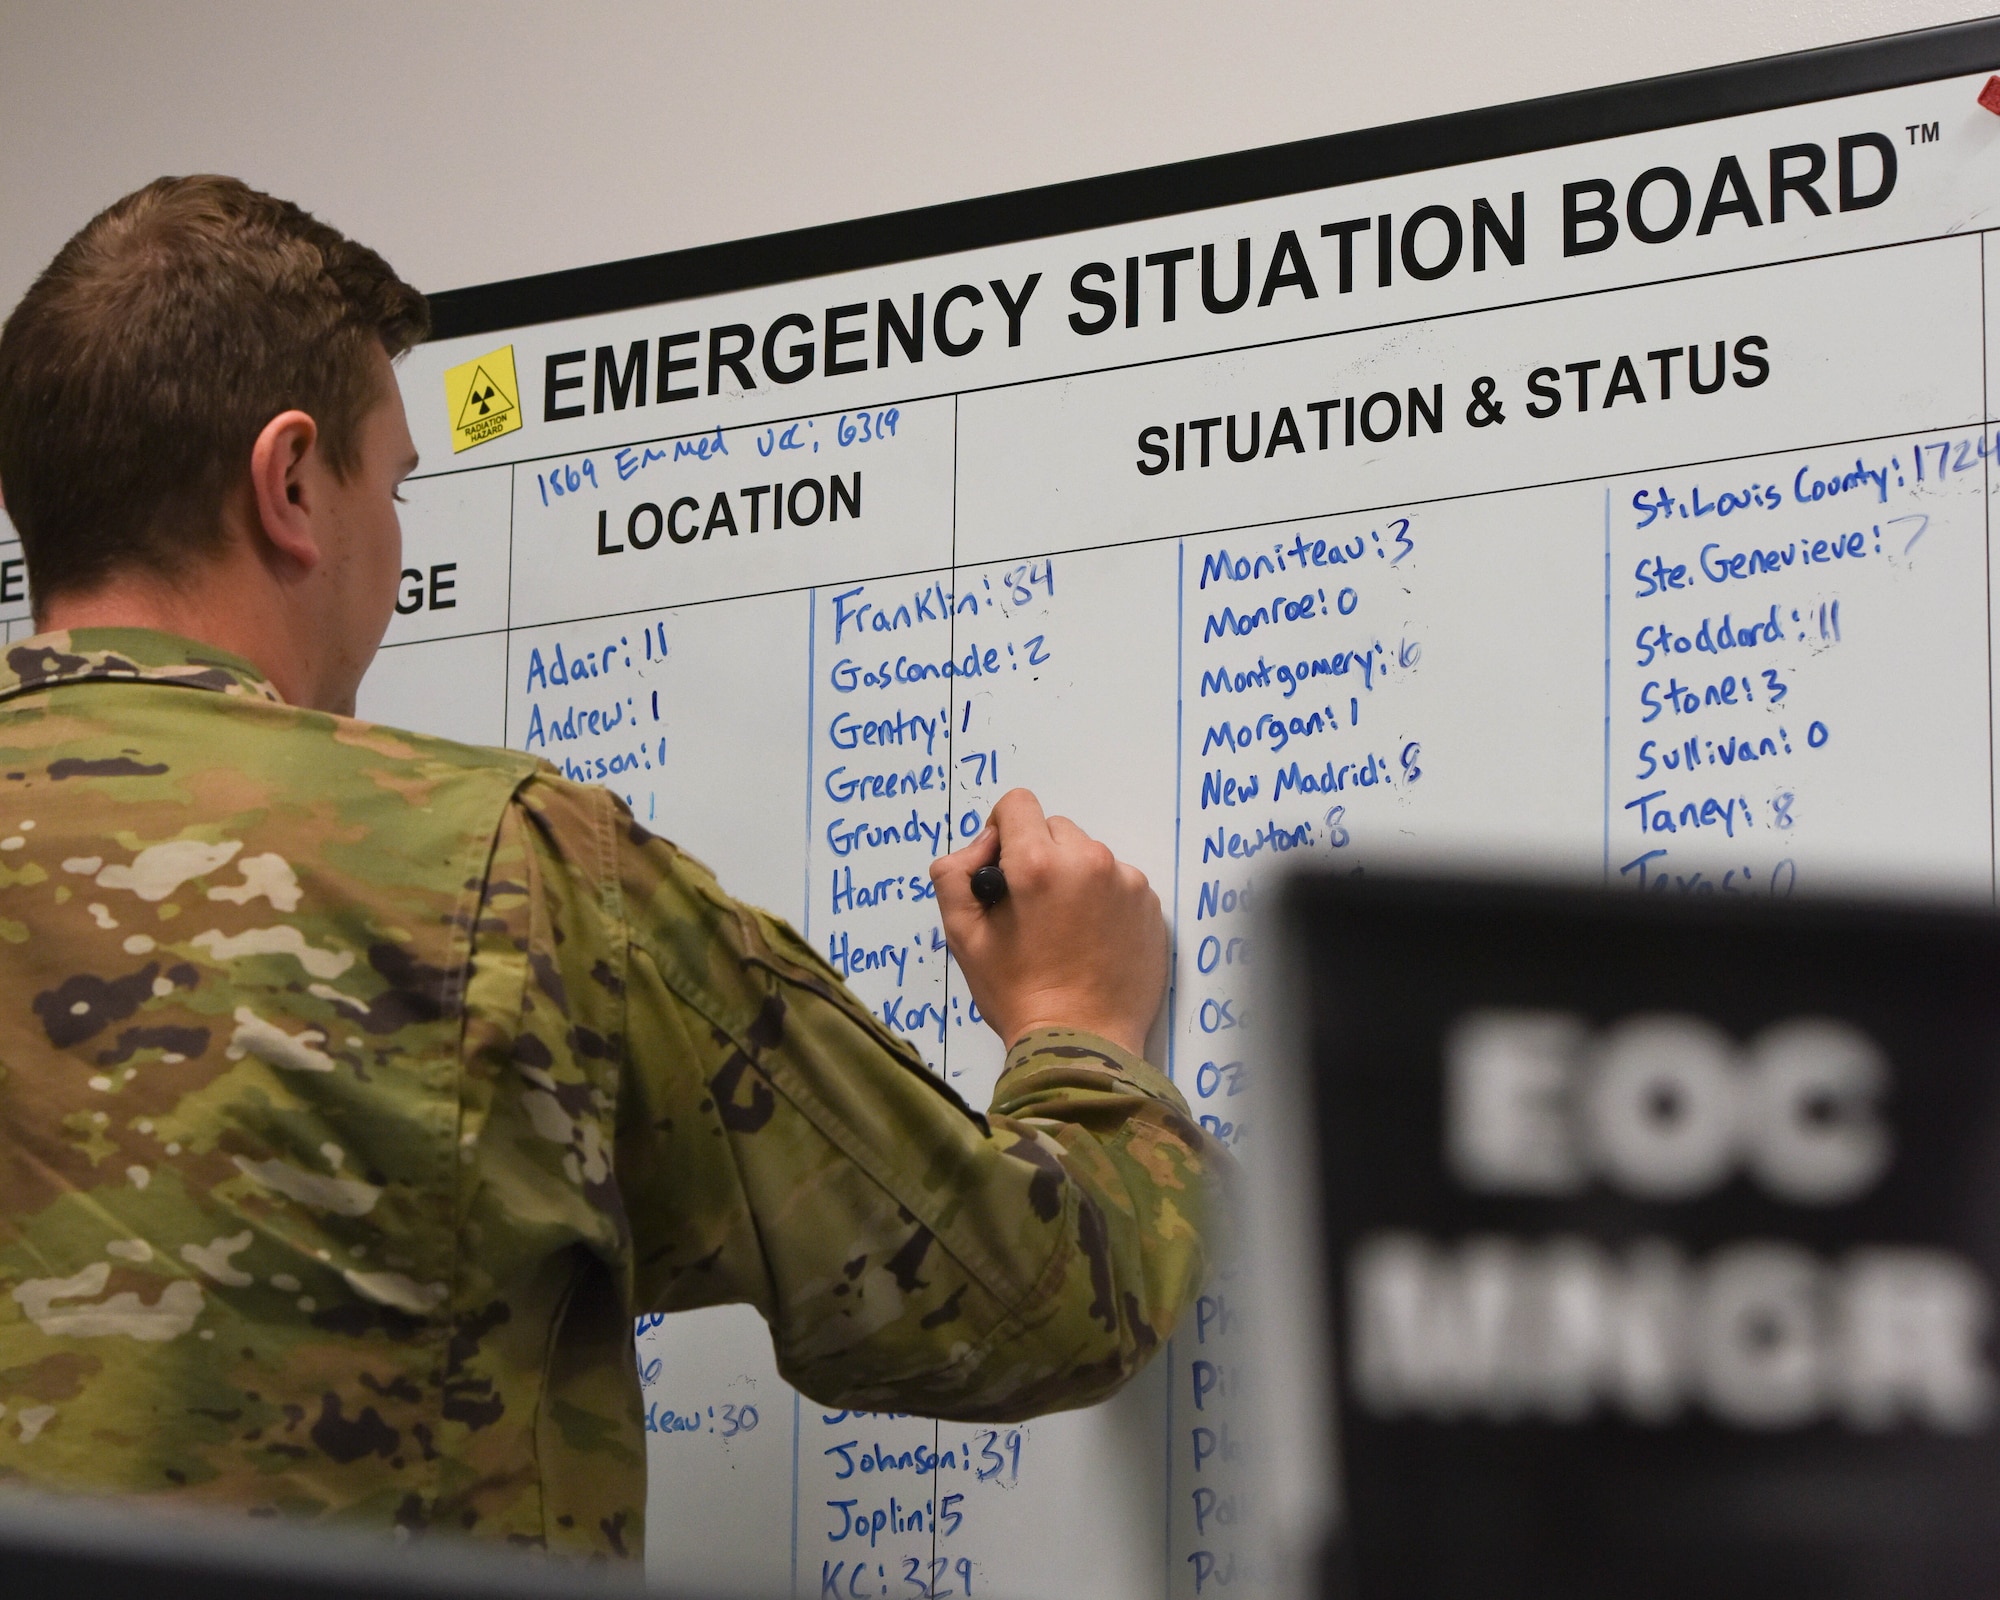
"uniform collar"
0,629,289,707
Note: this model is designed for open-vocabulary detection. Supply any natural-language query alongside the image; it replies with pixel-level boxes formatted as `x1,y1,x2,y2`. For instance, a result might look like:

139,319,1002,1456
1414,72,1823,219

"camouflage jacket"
0,629,1217,1559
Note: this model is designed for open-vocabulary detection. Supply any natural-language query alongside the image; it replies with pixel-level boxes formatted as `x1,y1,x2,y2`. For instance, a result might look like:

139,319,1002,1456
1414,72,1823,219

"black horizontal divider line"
378,411,1998,646
425,16,2000,341
405,226,1985,490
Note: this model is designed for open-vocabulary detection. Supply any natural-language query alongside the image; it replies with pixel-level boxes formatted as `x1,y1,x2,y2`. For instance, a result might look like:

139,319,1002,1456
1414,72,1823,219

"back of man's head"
0,175,428,609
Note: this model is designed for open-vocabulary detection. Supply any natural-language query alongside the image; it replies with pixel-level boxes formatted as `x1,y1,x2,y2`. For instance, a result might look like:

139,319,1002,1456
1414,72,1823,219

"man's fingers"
936,790,1059,931
1045,815,1099,856
952,817,1003,872
930,788,1169,1057
930,830,994,921
988,788,1053,851
940,864,996,924
1045,817,1118,881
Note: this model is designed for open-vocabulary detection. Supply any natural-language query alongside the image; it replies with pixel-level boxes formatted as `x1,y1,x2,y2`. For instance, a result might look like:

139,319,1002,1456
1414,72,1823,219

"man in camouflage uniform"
0,178,1219,1558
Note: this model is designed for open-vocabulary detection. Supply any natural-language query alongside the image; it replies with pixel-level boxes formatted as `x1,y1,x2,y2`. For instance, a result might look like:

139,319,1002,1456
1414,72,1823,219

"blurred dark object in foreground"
0,1486,649,1600
1278,876,2000,1600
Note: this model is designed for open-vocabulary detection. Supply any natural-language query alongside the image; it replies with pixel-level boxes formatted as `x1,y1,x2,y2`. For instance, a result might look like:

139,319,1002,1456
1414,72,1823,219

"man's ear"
247,410,323,572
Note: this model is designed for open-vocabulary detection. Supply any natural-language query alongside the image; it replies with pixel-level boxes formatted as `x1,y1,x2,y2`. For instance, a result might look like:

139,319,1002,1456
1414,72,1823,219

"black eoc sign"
1280,877,2000,1600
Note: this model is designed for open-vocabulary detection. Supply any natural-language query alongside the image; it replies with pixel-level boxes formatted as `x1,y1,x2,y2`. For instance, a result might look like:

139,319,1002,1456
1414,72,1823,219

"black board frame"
428,15,2000,342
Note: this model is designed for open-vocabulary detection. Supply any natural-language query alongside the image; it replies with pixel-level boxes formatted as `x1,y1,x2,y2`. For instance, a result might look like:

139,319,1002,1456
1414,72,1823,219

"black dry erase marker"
970,863,1009,907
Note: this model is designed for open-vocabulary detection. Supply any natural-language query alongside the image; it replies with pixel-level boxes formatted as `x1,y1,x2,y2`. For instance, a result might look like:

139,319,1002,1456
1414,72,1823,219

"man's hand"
930,788,1168,1058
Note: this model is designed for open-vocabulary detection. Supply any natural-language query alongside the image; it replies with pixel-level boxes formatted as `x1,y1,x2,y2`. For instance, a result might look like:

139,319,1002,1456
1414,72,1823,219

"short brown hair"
0,175,429,604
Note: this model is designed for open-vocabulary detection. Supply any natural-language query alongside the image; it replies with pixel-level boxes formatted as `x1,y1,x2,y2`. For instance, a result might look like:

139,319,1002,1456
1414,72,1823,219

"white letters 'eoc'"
1446,1009,1890,1203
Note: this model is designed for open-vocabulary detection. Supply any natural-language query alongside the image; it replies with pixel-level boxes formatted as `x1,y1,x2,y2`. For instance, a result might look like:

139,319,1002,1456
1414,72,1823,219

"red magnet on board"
1980,75,2000,115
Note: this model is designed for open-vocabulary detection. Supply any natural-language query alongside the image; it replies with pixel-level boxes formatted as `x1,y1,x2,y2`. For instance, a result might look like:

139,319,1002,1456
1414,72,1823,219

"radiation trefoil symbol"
443,346,524,453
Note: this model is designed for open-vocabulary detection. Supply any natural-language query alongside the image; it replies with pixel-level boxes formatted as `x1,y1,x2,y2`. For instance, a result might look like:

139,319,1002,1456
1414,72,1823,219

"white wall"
1,0,1994,316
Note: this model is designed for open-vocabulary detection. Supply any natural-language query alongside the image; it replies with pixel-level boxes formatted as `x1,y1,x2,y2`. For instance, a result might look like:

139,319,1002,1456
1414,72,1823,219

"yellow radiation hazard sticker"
444,345,523,452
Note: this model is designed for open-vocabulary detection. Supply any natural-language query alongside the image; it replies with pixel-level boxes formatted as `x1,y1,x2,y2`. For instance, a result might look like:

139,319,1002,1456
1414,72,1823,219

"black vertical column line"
792,588,816,1600
501,463,517,747
935,392,962,1576
1983,230,1996,904
1165,538,1185,1600
1602,487,1612,883
944,391,961,1085
798,591,815,1594
805,590,818,946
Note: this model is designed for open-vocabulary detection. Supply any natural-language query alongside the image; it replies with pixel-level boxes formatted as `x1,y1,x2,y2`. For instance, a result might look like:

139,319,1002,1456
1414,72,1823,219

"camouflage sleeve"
522,780,1222,1421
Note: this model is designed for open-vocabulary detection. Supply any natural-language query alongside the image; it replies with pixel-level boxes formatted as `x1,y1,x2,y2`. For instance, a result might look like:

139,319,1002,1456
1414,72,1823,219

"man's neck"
37,566,317,707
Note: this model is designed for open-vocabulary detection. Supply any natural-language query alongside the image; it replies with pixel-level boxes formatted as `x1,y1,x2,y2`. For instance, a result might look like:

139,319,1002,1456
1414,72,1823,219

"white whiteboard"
5,23,1998,1597
367,37,2000,1596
